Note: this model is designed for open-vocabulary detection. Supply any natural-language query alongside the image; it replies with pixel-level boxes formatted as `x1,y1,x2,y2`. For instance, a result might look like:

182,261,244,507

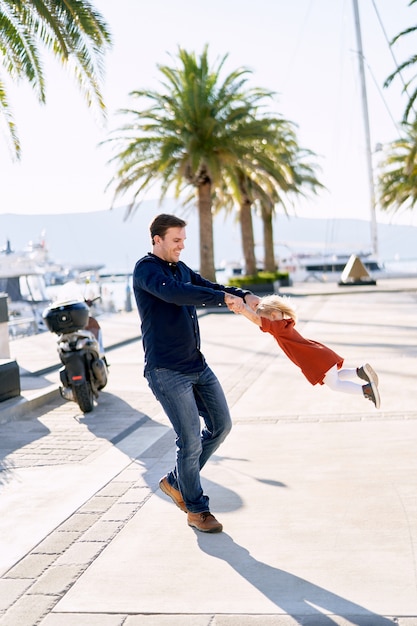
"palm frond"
0,0,112,158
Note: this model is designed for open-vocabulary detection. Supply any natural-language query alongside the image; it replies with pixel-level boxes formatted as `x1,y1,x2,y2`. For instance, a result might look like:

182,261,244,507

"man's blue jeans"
146,365,232,513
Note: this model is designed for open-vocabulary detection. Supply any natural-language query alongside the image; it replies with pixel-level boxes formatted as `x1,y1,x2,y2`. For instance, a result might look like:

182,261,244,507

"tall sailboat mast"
352,0,379,257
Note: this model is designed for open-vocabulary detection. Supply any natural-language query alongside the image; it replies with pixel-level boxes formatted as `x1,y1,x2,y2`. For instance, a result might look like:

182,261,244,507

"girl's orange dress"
260,317,344,385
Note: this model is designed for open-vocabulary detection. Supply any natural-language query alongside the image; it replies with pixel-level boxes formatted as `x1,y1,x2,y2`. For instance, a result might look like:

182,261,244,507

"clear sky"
0,0,416,226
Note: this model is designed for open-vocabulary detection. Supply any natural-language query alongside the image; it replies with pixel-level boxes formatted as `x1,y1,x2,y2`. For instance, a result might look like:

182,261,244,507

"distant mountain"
1,201,416,273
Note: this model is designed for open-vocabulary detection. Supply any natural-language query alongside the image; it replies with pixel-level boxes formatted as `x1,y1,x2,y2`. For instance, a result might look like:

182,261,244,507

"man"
133,214,259,533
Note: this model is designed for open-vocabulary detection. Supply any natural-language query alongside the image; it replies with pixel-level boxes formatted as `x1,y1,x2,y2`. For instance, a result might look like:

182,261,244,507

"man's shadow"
0,415,50,486
196,532,396,626
71,393,397,625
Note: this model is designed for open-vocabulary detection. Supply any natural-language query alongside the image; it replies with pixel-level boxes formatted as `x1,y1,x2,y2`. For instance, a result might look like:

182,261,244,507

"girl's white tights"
323,364,364,395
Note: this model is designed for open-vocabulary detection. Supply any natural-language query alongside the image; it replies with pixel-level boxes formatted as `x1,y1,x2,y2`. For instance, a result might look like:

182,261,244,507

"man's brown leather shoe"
187,511,223,533
159,476,187,512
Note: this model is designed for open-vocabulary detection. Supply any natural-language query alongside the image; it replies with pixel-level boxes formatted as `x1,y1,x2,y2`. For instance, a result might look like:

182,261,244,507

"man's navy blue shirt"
133,253,248,375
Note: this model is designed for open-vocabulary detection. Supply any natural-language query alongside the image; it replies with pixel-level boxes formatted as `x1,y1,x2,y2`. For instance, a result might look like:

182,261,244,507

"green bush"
227,271,289,288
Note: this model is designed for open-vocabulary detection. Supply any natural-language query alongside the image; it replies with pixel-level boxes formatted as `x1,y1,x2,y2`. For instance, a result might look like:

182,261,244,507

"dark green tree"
377,122,417,213
384,0,417,123
104,46,292,280
0,0,112,158
214,118,323,274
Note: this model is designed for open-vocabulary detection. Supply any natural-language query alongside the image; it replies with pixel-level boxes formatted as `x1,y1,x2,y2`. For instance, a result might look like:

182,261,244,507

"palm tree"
384,0,417,123
214,118,323,274
216,171,273,276
377,122,417,213
212,117,294,276
103,46,282,281
258,140,323,272
0,0,112,158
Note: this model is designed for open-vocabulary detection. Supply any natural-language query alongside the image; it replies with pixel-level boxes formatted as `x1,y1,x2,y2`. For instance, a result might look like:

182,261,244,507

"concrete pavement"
0,278,416,625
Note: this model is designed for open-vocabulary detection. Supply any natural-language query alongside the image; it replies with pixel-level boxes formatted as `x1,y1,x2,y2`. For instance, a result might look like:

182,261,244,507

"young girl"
239,294,380,409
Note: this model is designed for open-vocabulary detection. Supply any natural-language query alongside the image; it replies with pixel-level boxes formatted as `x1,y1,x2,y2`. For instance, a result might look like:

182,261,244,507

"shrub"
227,271,289,288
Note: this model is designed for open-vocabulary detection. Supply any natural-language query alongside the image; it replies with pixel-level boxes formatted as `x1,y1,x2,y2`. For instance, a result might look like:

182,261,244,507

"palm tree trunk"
240,196,257,276
261,201,276,271
197,180,216,281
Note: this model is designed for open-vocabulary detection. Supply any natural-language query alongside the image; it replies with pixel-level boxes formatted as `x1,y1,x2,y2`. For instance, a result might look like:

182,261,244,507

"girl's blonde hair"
256,294,297,321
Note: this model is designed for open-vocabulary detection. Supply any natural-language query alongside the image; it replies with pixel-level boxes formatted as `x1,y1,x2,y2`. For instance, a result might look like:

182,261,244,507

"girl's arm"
239,304,262,327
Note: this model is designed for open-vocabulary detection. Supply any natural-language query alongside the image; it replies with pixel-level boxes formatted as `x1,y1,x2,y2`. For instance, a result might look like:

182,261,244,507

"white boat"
0,237,104,336
278,250,417,284
0,239,51,335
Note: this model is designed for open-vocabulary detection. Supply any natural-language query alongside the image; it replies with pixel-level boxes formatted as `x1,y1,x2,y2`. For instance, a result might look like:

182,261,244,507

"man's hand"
244,293,261,311
224,293,244,313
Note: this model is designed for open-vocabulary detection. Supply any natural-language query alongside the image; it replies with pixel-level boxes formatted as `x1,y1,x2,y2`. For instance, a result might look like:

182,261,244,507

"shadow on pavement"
0,418,50,485
77,389,155,440
196,532,396,625
77,390,251,512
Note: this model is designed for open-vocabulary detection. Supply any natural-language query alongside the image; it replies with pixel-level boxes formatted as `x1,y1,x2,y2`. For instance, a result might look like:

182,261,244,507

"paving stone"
29,564,87,595
32,532,80,555
53,542,105,566
100,502,141,521
0,593,57,626
80,520,123,542
77,495,119,514
0,578,32,611
96,481,133,497
57,513,101,533
114,465,148,482
5,554,56,580
118,485,150,504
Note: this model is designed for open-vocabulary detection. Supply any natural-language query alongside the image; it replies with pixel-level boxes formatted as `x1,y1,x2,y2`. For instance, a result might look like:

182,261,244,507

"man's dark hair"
150,214,187,244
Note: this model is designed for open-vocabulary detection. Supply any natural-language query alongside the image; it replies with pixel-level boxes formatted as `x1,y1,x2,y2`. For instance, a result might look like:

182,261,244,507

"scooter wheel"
73,382,94,413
